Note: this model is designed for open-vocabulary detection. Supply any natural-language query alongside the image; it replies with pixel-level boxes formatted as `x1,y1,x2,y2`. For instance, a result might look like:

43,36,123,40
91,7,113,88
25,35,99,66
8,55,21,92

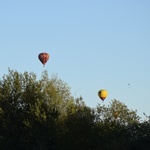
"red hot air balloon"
38,52,49,66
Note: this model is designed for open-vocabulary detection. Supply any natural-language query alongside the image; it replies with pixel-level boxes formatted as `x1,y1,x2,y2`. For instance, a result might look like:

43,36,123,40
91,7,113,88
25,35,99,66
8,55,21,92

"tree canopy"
0,69,150,150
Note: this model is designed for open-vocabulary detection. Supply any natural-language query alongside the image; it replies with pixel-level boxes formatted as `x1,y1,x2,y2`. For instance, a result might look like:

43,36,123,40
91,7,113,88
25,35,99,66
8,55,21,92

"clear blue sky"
0,0,150,118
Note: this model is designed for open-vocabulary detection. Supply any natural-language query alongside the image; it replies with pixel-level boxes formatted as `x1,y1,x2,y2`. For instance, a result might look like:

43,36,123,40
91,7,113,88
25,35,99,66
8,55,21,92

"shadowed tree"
57,96,96,150
94,99,140,150
0,69,74,150
0,69,150,150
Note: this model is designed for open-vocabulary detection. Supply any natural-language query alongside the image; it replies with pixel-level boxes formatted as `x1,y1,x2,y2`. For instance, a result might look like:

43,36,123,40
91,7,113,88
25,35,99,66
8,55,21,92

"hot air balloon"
98,89,108,101
38,52,49,66
113,111,119,119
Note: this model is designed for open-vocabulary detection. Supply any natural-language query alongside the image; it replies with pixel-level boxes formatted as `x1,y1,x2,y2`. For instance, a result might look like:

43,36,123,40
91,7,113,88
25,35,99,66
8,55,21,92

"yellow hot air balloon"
98,89,108,101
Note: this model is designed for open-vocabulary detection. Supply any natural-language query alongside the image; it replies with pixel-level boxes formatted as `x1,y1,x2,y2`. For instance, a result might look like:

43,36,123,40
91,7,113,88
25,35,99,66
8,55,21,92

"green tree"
96,99,140,124
0,69,150,150
0,69,74,149
58,96,96,150
128,114,150,150
94,99,141,150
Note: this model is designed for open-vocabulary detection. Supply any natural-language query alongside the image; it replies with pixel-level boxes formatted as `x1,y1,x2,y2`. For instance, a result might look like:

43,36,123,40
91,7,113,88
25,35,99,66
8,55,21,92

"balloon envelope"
98,89,108,101
38,52,49,66
113,111,119,119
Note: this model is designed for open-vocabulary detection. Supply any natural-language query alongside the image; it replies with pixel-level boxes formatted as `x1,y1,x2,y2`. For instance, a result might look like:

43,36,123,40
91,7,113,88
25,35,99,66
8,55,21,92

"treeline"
0,69,150,150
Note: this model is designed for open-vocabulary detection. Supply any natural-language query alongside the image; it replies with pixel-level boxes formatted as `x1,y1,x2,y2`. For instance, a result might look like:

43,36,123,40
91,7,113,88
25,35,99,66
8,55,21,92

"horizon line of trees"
0,69,150,150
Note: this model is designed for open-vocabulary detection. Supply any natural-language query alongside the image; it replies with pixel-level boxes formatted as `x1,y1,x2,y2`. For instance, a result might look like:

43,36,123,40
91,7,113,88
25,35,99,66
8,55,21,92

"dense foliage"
0,69,150,150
